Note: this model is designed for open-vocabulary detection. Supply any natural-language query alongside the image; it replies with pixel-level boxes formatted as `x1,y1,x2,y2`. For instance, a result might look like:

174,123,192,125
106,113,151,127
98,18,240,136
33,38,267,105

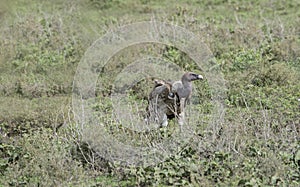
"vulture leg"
178,98,186,130
161,114,168,127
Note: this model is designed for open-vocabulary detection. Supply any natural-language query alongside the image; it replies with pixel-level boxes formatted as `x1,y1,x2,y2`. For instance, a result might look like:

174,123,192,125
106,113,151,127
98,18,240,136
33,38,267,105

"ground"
0,0,299,186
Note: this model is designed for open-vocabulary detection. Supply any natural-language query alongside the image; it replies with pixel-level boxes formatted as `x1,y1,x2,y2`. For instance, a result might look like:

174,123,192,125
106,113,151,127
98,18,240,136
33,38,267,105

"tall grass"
0,0,299,186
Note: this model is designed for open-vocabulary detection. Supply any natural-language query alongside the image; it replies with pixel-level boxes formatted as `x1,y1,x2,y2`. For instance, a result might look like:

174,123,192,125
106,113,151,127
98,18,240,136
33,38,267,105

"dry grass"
0,0,299,186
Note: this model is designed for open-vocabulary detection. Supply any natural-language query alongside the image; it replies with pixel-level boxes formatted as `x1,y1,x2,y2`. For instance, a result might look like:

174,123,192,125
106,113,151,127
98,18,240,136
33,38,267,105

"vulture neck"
178,76,193,98
182,79,191,87
181,75,193,89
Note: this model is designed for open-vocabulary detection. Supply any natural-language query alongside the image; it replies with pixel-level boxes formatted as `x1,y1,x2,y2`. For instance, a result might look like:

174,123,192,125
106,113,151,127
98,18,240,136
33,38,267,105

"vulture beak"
191,73,203,81
197,74,203,80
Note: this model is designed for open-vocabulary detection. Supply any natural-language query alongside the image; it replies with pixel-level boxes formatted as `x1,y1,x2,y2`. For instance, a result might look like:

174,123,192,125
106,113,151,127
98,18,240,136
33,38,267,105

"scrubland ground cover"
0,0,299,186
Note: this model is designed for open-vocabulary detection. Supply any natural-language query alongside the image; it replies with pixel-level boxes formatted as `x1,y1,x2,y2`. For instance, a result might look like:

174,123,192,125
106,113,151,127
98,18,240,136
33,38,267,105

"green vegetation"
1,0,299,186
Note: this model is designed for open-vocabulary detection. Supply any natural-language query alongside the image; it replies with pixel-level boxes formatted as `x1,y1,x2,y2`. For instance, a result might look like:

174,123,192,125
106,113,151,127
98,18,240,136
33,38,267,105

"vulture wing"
147,81,172,126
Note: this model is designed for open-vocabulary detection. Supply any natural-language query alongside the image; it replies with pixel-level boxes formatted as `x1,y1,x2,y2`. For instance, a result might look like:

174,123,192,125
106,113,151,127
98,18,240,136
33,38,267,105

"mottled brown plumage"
146,72,203,127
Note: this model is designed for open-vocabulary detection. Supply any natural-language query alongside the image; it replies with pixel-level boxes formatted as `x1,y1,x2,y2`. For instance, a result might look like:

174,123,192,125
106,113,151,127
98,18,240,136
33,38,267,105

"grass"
0,0,299,186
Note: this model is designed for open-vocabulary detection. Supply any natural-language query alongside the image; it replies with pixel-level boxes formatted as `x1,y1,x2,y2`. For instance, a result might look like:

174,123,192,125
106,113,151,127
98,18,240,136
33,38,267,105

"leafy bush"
0,0,299,186
0,128,96,186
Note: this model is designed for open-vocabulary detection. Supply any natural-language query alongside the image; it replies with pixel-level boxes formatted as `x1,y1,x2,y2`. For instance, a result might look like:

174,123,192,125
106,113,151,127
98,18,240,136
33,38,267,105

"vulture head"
172,72,203,103
182,72,204,83
146,72,203,127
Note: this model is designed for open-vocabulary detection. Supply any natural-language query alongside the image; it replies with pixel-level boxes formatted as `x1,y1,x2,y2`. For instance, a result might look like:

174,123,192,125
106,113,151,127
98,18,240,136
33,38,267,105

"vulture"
146,72,203,127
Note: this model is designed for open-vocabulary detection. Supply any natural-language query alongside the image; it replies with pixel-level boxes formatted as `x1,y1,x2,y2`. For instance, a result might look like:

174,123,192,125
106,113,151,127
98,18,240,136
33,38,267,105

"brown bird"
146,72,203,127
